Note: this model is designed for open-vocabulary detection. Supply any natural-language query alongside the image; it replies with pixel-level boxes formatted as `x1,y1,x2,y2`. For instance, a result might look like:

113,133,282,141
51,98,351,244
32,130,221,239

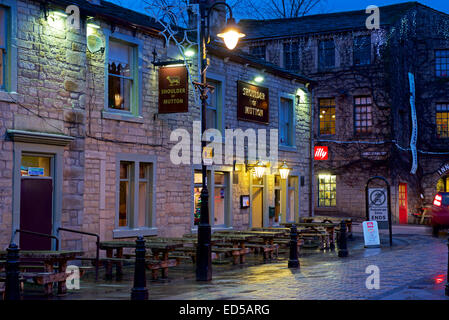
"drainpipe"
308,83,315,217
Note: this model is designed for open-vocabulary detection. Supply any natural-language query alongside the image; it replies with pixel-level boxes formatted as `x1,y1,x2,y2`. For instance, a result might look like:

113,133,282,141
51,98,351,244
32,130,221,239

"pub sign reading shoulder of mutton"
237,80,269,124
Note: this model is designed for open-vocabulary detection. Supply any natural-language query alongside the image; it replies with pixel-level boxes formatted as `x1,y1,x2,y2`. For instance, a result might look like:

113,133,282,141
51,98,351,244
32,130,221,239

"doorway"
19,155,54,250
398,183,408,224
251,176,265,228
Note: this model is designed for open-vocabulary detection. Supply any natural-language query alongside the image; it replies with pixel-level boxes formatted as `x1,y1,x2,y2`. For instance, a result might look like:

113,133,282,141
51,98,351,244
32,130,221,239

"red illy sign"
314,146,328,160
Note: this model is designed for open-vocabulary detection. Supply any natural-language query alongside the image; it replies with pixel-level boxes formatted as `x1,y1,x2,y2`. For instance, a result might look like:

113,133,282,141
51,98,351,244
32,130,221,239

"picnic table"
0,250,83,296
99,240,183,280
282,222,339,249
214,230,284,261
301,216,353,238
184,233,257,264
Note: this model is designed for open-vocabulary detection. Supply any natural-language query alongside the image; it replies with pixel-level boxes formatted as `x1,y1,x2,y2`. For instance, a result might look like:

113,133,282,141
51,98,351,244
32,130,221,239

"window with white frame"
279,97,295,146
107,38,138,114
205,79,222,132
117,159,155,232
193,170,230,227
354,96,373,134
318,174,336,207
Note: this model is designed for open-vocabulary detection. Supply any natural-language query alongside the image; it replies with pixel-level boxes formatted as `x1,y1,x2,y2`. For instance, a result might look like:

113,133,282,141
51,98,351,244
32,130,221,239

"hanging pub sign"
237,80,269,124
158,66,188,114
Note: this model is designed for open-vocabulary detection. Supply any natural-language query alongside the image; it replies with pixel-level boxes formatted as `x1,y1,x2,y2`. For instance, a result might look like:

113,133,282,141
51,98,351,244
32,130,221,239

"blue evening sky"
109,0,449,18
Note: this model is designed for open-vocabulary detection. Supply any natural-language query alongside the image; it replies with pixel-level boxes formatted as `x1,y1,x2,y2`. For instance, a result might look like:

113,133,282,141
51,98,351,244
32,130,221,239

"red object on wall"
399,183,408,224
314,146,328,160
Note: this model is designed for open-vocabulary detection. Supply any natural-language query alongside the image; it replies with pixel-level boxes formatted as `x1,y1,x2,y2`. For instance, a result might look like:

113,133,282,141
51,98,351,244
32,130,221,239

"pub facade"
0,0,312,253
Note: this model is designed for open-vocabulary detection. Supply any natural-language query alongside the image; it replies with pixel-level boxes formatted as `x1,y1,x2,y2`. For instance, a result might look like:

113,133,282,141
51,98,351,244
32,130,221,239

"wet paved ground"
20,226,449,300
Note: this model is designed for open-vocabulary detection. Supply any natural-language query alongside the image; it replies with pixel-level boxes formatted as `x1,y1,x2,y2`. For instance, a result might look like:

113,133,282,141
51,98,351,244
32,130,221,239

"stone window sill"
113,227,158,238
0,91,19,103
102,110,144,123
279,145,297,152
190,226,233,233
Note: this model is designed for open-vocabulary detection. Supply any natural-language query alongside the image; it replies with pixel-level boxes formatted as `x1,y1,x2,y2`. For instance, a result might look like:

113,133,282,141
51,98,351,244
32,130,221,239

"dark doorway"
19,178,53,250
19,154,53,250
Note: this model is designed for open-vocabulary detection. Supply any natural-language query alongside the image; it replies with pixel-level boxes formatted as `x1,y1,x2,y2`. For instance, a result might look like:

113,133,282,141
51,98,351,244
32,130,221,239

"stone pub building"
0,0,313,253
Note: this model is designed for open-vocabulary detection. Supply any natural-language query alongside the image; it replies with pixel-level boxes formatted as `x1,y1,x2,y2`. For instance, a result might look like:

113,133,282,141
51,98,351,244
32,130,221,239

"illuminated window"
107,38,139,115
318,175,336,207
436,50,449,77
116,158,155,232
283,42,299,71
353,36,371,66
354,96,373,133
319,98,336,135
318,39,335,71
249,45,266,60
193,170,230,227
436,103,449,138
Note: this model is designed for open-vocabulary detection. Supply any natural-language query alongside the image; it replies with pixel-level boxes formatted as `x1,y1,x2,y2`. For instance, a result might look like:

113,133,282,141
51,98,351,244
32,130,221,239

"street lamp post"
195,0,244,281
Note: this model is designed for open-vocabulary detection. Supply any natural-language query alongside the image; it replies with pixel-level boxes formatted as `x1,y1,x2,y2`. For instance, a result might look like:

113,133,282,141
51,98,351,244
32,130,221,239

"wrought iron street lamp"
195,0,245,282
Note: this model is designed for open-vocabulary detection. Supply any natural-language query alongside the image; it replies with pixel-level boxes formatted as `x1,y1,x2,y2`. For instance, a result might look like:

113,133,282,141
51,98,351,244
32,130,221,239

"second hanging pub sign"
158,66,189,113
237,80,269,124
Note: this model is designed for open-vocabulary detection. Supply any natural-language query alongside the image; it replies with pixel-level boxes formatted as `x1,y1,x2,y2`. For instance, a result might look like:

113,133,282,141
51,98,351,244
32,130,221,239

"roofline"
207,43,315,85
239,1,449,41
238,2,420,24
41,0,165,37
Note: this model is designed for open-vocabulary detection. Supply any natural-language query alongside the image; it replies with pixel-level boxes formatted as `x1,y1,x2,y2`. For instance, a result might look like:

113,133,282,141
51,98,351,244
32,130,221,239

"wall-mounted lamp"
279,161,290,180
47,11,68,30
246,160,266,178
254,76,264,83
185,48,196,58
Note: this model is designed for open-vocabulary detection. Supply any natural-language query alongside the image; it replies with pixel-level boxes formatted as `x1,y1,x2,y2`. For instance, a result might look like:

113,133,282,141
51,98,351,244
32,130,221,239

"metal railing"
57,227,100,281
13,229,59,251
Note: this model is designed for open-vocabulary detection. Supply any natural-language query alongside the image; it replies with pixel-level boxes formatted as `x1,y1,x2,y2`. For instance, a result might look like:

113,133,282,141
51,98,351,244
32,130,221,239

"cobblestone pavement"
23,228,449,300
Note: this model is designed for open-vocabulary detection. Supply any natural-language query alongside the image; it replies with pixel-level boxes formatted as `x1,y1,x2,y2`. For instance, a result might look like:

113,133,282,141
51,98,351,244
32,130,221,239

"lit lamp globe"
279,161,290,180
217,18,245,50
253,161,265,179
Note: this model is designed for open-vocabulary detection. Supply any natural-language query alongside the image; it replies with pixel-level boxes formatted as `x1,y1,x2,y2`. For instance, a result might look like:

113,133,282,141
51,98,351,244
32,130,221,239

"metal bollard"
288,225,300,268
131,237,148,300
338,221,348,258
444,233,449,297
5,242,21,300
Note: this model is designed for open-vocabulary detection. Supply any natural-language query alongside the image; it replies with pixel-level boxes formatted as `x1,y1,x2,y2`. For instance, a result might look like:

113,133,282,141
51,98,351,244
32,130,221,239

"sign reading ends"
237,81,269,124
368,188,389,222
158,66,188,114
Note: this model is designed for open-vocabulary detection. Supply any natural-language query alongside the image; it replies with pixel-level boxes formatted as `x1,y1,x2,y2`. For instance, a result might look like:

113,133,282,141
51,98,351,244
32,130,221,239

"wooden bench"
98,257,179,280
245,243,279,259
299,232,330,250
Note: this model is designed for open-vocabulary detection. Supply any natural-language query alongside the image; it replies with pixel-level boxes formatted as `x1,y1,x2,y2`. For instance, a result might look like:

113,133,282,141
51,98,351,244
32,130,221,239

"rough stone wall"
0,0,311,253
0,0,86,249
